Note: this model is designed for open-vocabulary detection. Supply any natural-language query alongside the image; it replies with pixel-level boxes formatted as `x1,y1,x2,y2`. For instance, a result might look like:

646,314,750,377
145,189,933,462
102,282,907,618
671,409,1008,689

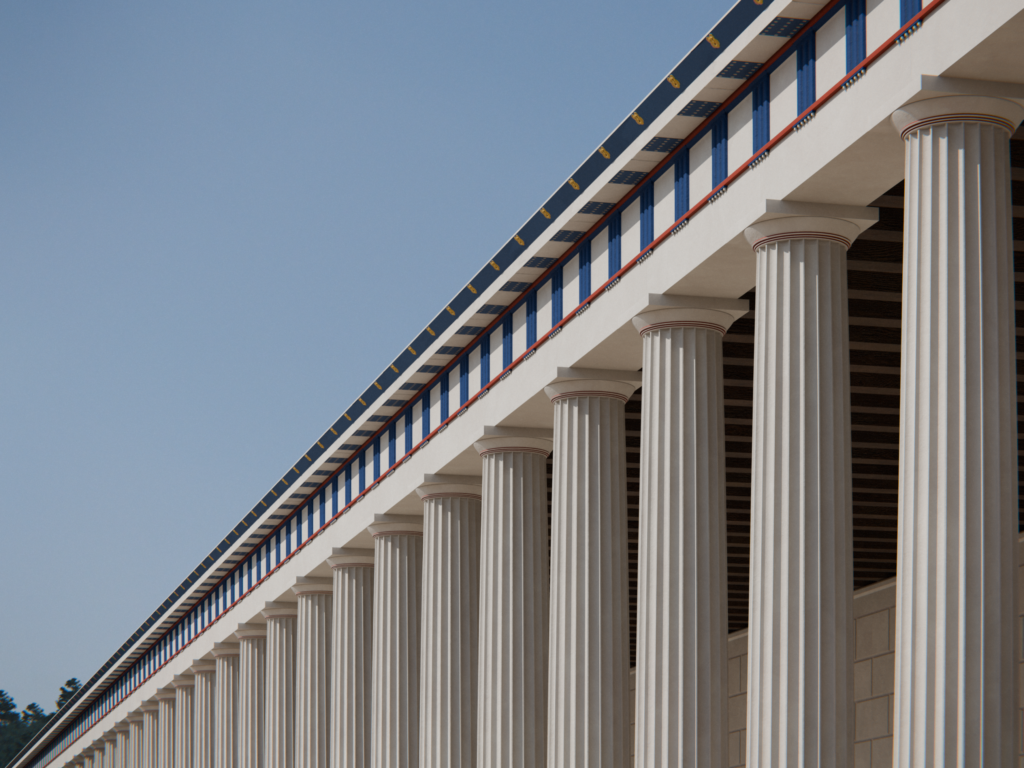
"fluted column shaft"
236,626,266,768
115,729,130,768
328,549,374,768
368,518,424,768
543,379,635,768
473,435,553,768
192,665,216,768
174,678,195,768
104,737,118,768
212,645,240,768
157,692,177,768
82,752,96,768
890,95,1024,766
744,216,860,768
128,718,145,768
142,705,159,768
262,604,297,768
293,579,333,768
632,307,743,768
417,481,483,768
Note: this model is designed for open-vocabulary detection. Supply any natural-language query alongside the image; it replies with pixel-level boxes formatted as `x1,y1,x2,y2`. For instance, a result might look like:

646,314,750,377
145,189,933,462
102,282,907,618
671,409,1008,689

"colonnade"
69,95,1022,768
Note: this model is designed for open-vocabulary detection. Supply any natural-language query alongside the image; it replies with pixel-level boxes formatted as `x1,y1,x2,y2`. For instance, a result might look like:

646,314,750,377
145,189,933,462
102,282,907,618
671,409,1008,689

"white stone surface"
417,479,482,768
473,435,552,768
126,714,144,768
261,603,297,768
743,216,861,768
292,578,333,768
211,643,240,768
368,518,424,768
141,703,159,768
190,663,216,768
631,306,742,768
172,676,195,768
234,625,267,768
542,379,636,768
114,726,129,768
156,689,177,768
890,95,1024,766
327,549,374,768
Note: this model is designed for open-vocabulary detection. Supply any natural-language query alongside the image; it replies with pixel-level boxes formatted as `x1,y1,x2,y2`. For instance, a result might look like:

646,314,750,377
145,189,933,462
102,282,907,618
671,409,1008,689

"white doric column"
327,548,374,768
191,662,216,768
141,701,160,768
631,300,748,768
368,515,424,768
82,750,96,768
103,734,118,768
890,95,1024,765
473,431,553,768
543,373,638,768
262,603,297,768
234,624,267,768
212,643,240,768
89,744,104,768
292,577,333,768
417,475,483,768
115,726,130,768
127,713,145,768
156,688,177,768
744,211,875,768
173,675,195,768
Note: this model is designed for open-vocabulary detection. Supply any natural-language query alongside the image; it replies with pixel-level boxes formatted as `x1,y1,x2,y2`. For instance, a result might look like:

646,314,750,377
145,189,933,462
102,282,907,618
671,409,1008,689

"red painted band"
637,320,728,336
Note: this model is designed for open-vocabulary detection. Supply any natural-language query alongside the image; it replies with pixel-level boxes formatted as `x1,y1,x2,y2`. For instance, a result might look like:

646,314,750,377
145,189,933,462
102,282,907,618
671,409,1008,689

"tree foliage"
0,679,79,768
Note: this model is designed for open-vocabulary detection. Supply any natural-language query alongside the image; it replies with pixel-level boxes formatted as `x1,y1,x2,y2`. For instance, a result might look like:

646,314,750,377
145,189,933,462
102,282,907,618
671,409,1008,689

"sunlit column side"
890,95,1024,766
262,603,297,768
327,548,374,768
81,745,96,768
417,476,483,768
368,517,424,768
115,724,130,768
212,643,240,768
104,732,118,768
173,675,196,768
473,433,553,768
127,712,145,768
141,701,160,768
744,214,867,768
292,578,333,768
234,624,267,768
543,376,637,768
156,688,177,768
631,302,746,768
191,662,216,768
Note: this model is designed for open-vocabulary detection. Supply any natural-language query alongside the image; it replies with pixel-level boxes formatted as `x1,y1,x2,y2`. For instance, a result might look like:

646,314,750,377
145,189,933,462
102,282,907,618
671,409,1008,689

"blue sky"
0,0,733,710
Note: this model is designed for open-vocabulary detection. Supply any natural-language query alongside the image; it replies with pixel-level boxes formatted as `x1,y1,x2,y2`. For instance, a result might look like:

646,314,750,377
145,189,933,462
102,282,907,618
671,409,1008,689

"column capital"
891,94,1024,139
291,576,333,597
113,721,131,733
328,547,374,569
233,622,268,640
171,674,195,688
633,295,749,337
474,435,553,457
140,700,160,712
415,473,482,501
154,687,177,701
102,731,118,743
367,514,424,538
211,641,240,657
126,710,146,722
744,215,866,251
261,601,298,621
190,660,217,675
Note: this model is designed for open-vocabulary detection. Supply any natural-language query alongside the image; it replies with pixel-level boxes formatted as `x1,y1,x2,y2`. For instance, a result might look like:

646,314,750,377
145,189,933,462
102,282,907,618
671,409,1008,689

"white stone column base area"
234,624,267,768
190,663,215,768
744,215,865,768
473,435,552,768
890,95,1024,766
172,676,195,768
328,548,374,768
114,726,129,768
140,701,159,768
292,578,333,768
103,734,117,768
155,688,176,768
417,479,482,768
262,603,297,768
211,643,240,768
126,713,144,768
543,378,636,768
631,304,745,768
368,518,424,768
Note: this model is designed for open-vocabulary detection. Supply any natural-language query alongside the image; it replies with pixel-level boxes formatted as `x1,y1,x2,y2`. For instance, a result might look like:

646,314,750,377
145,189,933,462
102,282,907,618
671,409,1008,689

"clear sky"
0,0,733,711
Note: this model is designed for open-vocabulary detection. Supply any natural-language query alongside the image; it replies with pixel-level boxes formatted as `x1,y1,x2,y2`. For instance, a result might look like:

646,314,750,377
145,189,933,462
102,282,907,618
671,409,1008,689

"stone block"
855,740,872,768
729,730,742,767
854,659,872,701
871,736,892,768
871,652,895,696
855,695,890,742
729,655,742,697
728,692,747,732
856,610,890,660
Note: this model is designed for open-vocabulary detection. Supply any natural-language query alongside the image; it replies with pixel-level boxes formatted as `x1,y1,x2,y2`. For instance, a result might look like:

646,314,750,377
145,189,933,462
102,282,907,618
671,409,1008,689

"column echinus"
212,642,240,768
292,577,333,768
631,297,749,768
262,602,298,768
473,428,553,768
890,94,1024,764
417,475,483,768
155,687,177,768
234,623,267,768
368,515,424,768
743,207,877,767
173,675,195,768
191,661,216,768
140,701,159,768
327,548,374,768
543,371,638,768
126,712,145,768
